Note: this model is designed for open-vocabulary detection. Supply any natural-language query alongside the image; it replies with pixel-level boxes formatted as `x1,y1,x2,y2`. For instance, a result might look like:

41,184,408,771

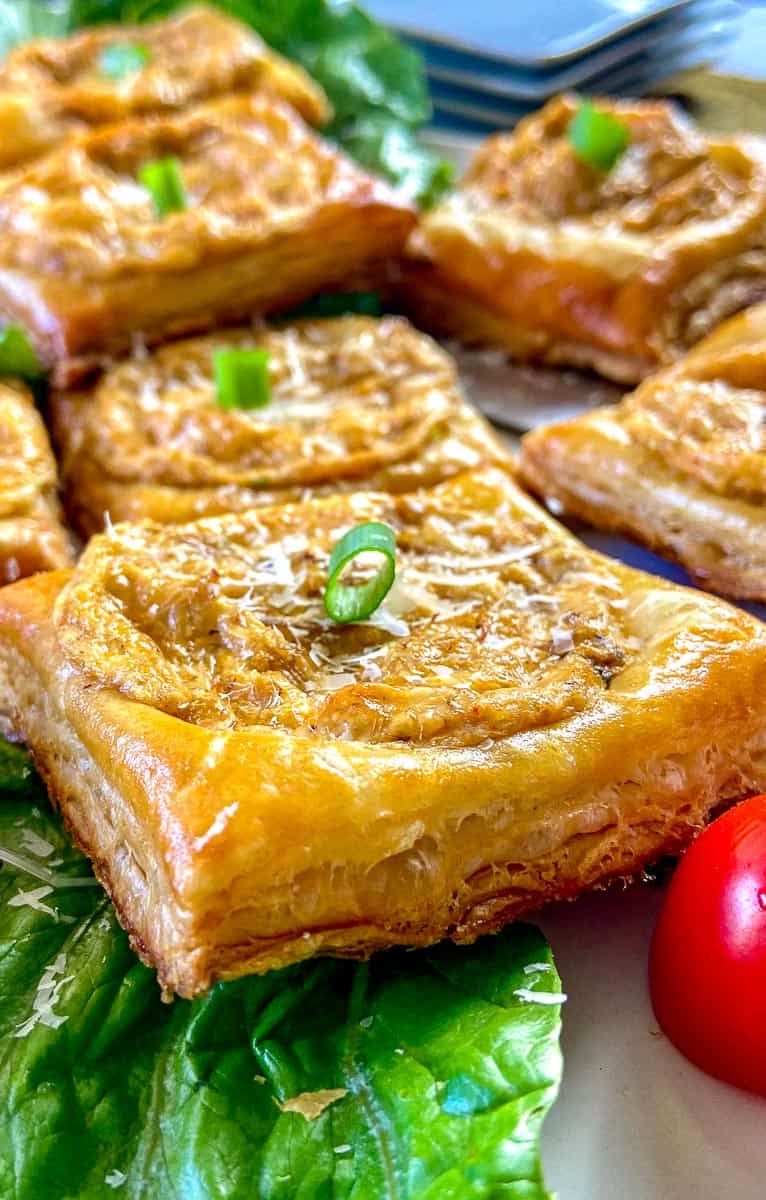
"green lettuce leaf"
0,735,41,796
0,793,562,1198
328,113,454,208
0,0,451,207
281,290,384,320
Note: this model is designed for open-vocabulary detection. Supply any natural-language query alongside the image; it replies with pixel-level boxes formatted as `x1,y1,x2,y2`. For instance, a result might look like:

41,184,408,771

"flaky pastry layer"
1,469,765,997
0,95,415,383
404,95,766,383
51,315,507,535
520,303,766,600
0,381,73,583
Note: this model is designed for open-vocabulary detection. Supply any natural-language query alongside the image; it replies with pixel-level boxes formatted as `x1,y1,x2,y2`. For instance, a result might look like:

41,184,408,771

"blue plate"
365,0,694,67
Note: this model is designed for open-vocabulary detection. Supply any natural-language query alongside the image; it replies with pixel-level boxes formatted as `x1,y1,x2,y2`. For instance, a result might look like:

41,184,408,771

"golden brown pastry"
0,90,75,173
520,303,766,601
404,95,766,383
51,314,507,536
2,467,765,997
0,94,415,385
0,380,73,584
0,5,328,142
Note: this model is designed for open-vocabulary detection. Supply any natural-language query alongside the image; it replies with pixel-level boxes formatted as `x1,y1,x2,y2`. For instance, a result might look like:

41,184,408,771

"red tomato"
649,794,766,1096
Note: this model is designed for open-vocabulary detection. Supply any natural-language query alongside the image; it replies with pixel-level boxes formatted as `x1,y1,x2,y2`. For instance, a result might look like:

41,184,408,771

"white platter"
539,886,766,1200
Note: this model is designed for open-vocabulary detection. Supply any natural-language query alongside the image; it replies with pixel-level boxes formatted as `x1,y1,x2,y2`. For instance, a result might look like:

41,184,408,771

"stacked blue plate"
366,0,741,134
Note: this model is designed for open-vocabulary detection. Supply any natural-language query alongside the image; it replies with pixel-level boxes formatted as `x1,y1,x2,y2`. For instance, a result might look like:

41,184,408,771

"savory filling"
461,96,752,234
0,95,358,280
57,317,462,488
0,4,328,126
54,470,637,745
622,362,766,504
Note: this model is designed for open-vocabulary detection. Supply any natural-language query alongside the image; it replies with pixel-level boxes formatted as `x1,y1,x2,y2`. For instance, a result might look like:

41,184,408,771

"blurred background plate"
429,27,728,132
365,0,695,66
422,0,735,103
419,9,738,129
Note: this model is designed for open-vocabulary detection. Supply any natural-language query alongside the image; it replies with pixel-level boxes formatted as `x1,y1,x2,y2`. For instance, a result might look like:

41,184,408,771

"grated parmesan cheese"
361,608,409,638
551,627,575,655
20,829,55,858
8,885,59,920
312,672,357,693
276,1088,348,1121
0,845,97,889
513,987,567,1006
14,954,74,1038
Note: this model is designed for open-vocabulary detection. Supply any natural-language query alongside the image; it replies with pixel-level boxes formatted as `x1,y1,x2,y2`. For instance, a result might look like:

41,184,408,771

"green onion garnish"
214,348,271,410
0,326,43,378
138,156,187,219
324,522,396,624
99,42,150,80
567,101,630,172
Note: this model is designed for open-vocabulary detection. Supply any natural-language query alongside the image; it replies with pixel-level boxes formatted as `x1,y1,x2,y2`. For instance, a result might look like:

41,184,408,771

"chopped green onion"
324,522,396,624
0,326,43,379
98,42,150,80
567,101,630,172
214,348,271,410
138,156,187,219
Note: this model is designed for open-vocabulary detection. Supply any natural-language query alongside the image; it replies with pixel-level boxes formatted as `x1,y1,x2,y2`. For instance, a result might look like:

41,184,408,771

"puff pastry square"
0,95,415,384
51,314,507,535
0,380,73,585
404,95,766,383
0,4,328,147
520,303,766,601
2,467,766,997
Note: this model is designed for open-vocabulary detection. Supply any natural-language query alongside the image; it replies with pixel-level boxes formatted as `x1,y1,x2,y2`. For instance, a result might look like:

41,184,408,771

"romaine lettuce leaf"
281,290,384,320
0,0,452,207
0,793,563,1199
0,735,40,796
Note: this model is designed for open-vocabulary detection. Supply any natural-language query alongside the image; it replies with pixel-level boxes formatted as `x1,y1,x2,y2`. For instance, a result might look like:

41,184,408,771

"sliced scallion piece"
567,101,630,172
99,42,150,80
0,326,43,378
214,348,271,410
138,156,187,219
324,522,396,624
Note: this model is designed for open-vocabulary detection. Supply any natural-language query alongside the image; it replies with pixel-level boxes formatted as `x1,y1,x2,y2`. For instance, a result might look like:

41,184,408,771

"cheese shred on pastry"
0,95,415,384
51,315,508,535
0,380,73,585
520,303,766,601
1,467,765,997
403,95,766,383
0,4,328,167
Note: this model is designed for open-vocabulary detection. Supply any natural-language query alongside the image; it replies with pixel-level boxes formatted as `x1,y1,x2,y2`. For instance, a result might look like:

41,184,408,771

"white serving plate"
539,886,766,1200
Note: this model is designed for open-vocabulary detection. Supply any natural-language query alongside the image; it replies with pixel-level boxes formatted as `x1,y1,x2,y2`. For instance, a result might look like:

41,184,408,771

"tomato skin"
649,794,766,1097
